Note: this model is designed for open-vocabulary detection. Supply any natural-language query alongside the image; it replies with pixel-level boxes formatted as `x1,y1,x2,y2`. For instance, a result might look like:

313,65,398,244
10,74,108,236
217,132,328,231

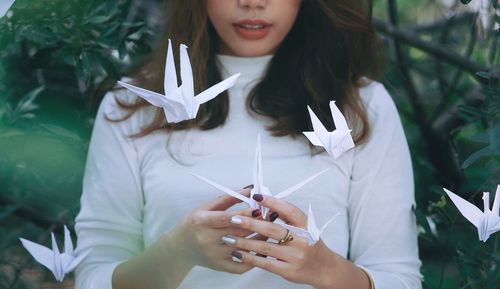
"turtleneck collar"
216,54,273,86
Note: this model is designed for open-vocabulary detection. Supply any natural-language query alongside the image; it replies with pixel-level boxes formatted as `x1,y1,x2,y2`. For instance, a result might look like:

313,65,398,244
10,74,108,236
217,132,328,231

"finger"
230,250,289,276
223,236,294,262
218,227,258,239
200,186,252,211
229,215,289,241
215,259,254,274
207,248,254,274
200,207,260,229
252,194,306,225
248,210,280,246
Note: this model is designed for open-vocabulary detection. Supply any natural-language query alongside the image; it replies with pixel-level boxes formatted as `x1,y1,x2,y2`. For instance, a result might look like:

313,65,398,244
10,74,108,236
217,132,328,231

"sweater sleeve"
348,83,422,289
74,91,145,289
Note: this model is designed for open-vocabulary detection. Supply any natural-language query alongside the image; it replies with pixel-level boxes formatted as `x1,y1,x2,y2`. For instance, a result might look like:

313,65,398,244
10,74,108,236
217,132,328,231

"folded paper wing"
190,172,257,208
19,225,92,282
278,204,340,246
273,168,330,200
194,73,240,105
250,135,330,218
20,238,56,275
116,81,187,122
443,186,500,242
303,101,354,160
118,39,240,123
0,0,15,18
443,188,482,229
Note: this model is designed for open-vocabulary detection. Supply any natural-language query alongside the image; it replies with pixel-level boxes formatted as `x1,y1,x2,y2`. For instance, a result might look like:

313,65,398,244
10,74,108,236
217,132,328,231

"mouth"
233,19,272,40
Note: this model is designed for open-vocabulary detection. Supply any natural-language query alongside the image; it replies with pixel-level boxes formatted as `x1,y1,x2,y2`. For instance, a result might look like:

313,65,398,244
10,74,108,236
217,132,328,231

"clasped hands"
168,186,339,289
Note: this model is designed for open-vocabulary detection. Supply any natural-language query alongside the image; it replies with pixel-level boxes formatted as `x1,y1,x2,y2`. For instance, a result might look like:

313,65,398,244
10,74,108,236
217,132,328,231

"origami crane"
0,0,15,18
191,135,329,219
303,101,355,160
278,203,340,246
443,185,500,242
19,225,92,282
118,39,240,123
473,0,491,31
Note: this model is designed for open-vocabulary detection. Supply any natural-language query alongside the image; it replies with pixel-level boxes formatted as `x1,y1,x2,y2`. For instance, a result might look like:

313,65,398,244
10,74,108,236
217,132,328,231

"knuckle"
286,206,300,218
233,265,251,274
260,242,273,255
262,260,276,272
239,217,253,230
269,226,282,238
190,211,206,227
220,214,230,225
283,268,298,282
194,233,205,246
236,238,248,250
294,251,307,263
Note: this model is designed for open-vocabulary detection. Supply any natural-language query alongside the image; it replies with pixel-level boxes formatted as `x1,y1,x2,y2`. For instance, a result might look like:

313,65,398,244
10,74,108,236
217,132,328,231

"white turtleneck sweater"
75,55,422,289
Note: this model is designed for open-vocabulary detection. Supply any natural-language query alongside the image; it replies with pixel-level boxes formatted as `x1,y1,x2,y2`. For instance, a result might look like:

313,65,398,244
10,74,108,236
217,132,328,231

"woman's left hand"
222,194,339,289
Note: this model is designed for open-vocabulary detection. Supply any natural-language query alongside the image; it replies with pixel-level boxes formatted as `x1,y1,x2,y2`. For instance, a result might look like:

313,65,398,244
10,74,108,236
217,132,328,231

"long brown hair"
114,0,385,143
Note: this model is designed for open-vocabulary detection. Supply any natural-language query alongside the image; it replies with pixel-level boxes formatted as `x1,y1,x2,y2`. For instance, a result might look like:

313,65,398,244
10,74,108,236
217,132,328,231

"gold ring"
278,229,294,245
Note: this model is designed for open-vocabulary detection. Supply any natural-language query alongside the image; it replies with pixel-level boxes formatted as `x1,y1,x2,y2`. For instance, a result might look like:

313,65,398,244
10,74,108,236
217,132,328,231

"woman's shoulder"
358,80,400,122
96,86,156,134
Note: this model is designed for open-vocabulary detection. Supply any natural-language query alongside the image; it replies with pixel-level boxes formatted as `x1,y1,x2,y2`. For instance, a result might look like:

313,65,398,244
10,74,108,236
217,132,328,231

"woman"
75,0,422,289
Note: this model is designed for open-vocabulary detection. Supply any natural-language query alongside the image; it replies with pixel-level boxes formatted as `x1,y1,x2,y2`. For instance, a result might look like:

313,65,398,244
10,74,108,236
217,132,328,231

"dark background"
0,0,498,288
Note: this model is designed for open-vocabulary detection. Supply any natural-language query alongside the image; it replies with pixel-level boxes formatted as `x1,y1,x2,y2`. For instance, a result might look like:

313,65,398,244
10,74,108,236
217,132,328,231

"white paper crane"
118,39,240,123
473,0,491,31
278,203,340,246
19,225,92,282
303,101,355,160
191,135,329,219
443,185,500,242
0,0,16,18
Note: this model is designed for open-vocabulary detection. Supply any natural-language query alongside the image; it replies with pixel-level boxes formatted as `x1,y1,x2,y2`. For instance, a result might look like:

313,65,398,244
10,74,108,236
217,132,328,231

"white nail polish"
222,236,236,245
230,216,243,225
232,256,242,263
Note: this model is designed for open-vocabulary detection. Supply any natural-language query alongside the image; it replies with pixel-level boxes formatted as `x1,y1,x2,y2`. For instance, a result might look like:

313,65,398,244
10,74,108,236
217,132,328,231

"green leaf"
0,205,22,221
462,147,497,168
467,126,500,144
96,54,120,79
476,71,491,80
83,15,112,25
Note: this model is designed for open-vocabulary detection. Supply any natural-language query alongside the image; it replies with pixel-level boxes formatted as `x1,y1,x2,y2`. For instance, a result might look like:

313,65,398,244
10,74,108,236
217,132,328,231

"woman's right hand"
112,187,276,289
159,187,261,275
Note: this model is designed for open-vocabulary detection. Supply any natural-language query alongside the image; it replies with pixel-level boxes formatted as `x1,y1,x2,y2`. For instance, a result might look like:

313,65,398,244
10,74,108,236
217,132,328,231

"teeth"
240,24,265,29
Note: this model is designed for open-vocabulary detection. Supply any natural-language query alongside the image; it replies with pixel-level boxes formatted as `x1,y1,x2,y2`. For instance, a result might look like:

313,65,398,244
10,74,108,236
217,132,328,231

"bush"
0,0,498,288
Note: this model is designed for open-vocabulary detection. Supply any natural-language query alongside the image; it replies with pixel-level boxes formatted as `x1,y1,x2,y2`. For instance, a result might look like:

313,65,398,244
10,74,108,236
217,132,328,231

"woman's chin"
220,42,277,57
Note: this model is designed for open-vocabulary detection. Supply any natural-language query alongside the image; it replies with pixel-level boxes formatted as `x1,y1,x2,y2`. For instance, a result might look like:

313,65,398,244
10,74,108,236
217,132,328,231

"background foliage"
0,0,498,288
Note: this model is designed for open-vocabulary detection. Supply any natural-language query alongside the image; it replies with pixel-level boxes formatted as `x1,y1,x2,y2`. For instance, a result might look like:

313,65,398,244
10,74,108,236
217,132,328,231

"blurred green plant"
0,0,498,288
373,0,499,288
0,0,157,287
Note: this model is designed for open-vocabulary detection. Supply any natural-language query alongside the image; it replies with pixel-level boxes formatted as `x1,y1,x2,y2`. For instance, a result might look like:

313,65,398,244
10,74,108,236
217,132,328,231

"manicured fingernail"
230,216,243,225
243,184,254,189
253,194,263,202
222,235,236,245
270,212,279,222
231,250,242,262
251,209,261,218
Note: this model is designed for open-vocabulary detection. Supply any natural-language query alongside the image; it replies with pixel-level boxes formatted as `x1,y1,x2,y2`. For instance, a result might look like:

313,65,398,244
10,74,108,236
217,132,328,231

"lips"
233,19,272,40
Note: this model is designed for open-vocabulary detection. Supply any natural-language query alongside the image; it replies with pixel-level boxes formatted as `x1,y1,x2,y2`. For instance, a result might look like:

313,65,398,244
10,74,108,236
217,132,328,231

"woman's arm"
347,83,422,289
222,83,421,289
111,231,193,289
222,196,372,289
75,92,257,289
75,92,146,289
